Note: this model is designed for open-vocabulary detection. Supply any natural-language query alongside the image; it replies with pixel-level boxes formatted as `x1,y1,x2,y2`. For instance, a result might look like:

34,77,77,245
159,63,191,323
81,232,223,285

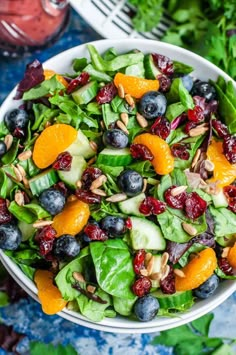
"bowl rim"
0,38,235,333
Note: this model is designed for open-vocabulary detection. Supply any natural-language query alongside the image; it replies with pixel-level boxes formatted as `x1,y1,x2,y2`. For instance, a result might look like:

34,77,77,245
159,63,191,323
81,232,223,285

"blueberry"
134,295,159,322
191,81,217,102
193,274,220,299
139,91,167,119
100,216,126,237
118,169,143,197
0,140,7,158
181,75,193,92
53,234,80,260
39,188,65,216
103,129,128,149
4,109,29,133
0,223,22,250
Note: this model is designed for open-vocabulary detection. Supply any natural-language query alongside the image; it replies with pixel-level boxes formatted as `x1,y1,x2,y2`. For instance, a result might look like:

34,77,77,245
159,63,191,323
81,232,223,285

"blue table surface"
0,7,235,355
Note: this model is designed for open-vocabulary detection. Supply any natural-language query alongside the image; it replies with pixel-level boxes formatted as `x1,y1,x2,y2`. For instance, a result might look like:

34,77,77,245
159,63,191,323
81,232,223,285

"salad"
0,45,236,323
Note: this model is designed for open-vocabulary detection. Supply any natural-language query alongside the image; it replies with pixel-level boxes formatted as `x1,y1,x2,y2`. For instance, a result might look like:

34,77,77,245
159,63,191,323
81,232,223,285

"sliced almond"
170,185,188,197
136,112,148,128
146,256,154,276
91,188,107,197
116,120,129,135
120,112,129,126
160,264,170,281
16,164,26,178
89,140,98,152
145,252,153,264
87,156,96,166
87,285,96,294
182,222,197,236
90,174,107,190
22,176,30,189
4,134,13,151
161,252,169,267
73,272,85,283
106,193,127,203
33,220,54,228
125,94,135,108
174,269,186,278
14,191,25,206
150,272,161,281
221,247,230,258
18,150,32,161
140,269,148,276
189,124,209,137
117,83,125,99
12,165,23,182
204,159,215,172
191,149,201,168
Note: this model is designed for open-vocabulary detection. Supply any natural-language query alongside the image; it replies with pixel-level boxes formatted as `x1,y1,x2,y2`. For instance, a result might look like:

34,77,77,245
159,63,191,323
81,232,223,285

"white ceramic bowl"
0,39,235,333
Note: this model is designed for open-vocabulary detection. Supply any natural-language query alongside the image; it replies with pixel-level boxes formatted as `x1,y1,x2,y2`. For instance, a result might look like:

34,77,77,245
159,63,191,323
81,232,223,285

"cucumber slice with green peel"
72,81,98,105
96,148,133,167
67,130,95,159
58,155,87,189
18,220,36,241
151,290,194,311
144,54,162,79
130,217,166,250
125,62,145,78
212,189,228,208
118,193,145,217
29,169,58,196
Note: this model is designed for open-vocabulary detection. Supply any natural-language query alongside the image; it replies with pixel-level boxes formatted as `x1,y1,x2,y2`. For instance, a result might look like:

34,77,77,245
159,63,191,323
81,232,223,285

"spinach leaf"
178,243,206,267
55,247,91,300
211,344,235,355
215,267,236,280
102,104,119,129
72,57,88,72
90,239,136,299
209,206,236,236
23,75,65,100
173,60,194,74
178,78,194,109
173,135,205,170
8,201,50,223
166,102,186,122
113,296,137,316
96,164,124,177
5,248,41,266
127,160,155,177
85,102,102,115
32,103,59,131
166,126,187,145
0,169,8,198
0,121,9,138
1,139,20,165
111,96,137,114
76,288,111,322
83,64,113,82
127,116,145,141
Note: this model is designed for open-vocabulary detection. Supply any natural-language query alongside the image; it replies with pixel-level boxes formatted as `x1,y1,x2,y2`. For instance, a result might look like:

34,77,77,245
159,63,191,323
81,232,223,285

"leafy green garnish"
23,75,65,100
29,342,78,355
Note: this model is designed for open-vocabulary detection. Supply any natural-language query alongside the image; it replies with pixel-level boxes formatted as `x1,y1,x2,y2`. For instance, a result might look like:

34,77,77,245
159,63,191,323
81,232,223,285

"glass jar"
0,0,69,57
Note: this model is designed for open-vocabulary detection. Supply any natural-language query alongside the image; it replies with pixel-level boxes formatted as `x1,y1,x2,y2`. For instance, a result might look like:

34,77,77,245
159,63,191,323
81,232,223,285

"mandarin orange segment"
175,248,217,291
133,133,174,175
227,242,236,268
207,139,236,188
53,198,90,237
34,270,67,315
114,73,159,99
33,124,77,169
43,69,69,87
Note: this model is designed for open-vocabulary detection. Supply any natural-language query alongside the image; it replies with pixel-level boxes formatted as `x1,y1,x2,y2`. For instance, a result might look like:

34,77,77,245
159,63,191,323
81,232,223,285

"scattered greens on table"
0,43,235,323
128,0,236,80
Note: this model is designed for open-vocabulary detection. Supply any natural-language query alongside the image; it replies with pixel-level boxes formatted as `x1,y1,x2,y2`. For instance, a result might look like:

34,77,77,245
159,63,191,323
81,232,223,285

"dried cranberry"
223,185,236,213
53,181,68,197
160,265,176,294
125,217,132,230
184,192,207,219
13,127,25,139
96,82,117,104
84,223,108,241
164,185,187,209
223,135,236,164
185,121,197,134
157,74,171,92
139,196,166,216
52,151,72,171
0,198,13,225
133,249,146,275
66,72,90,95
151,117,171,140
130,143,154,161
212,119,229,138
218,257,233,276
152,53,174,76
75,189,102,204
171,143,190,160
132,276,152,297
81,167,103,190
188,106,205,123
35,225,57,256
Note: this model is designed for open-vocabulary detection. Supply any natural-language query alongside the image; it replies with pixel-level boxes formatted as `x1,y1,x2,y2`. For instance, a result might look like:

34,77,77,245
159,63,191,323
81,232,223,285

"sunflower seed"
73,272,85,283
76,180,82,188
116,120,129,135
160,264,170,280
140,269,148,276
204,159,215,172
4,134,13,151
67,194,77,202
90,174,107,190
142,178,147,193
91,188,107,197
174,269,186,278
150,272,161,281
87,156,96,166
136,112,148,128
106,193,127,203
117,84,125,98
14,191,25,206
189,124,209,137
89,140,98,152
22,176,30,188
191,149,201,168
16,164,26,178
18,150,32,161
87,285,96,293
120,112,129,126
33,220,54,228
221,247,230,258
146,256,154,275
161,252,169,267
182,222,197,236
170,185,188,196
12,165,23,182
145,252,153,264
125,94,135,108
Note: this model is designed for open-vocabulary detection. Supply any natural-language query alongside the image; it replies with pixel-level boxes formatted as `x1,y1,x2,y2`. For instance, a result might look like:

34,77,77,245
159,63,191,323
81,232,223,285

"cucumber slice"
125,62,145,78
18,220,36,241
151,290,193,311
72,81,98,105
58,155,87,189
29,169,58,196
96,148,133,167
144,54,161,79
212,189,228,208
118,193,145,217
130,217,166,250
67,130,95,159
